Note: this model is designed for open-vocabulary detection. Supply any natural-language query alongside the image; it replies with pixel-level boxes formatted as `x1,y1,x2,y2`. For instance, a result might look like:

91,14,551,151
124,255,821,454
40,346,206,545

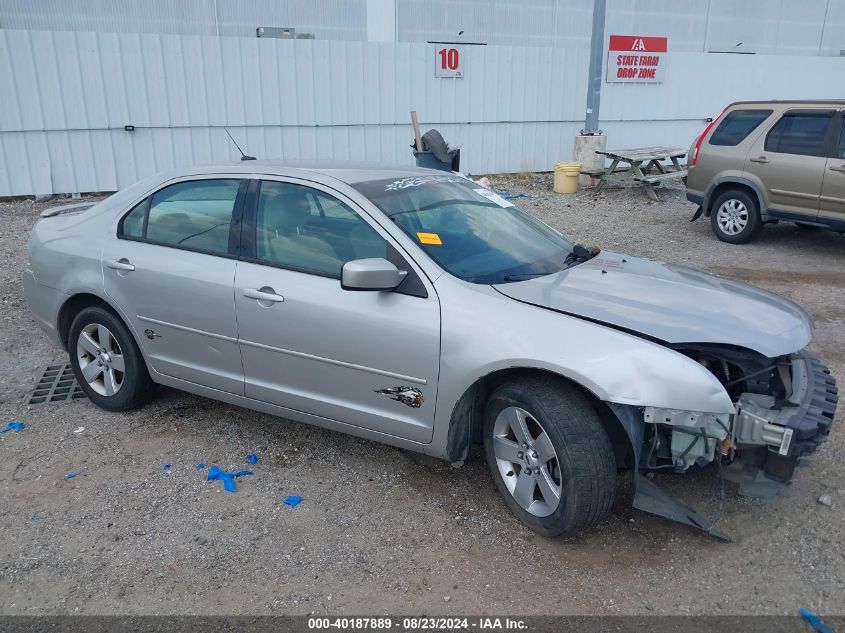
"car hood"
493,251,813,358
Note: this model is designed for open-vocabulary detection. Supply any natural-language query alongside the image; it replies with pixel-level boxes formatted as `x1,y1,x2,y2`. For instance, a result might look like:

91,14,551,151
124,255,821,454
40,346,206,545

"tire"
483,376,616,537
710,189,762,244
68,306,155,411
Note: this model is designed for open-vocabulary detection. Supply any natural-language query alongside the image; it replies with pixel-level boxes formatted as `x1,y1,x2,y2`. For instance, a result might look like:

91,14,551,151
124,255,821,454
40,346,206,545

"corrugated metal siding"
3,0,844,54
396,0,845,54
0,0,367,40
0,0,219,35
214,0,366,40
606,0,709,52
2,30,845,195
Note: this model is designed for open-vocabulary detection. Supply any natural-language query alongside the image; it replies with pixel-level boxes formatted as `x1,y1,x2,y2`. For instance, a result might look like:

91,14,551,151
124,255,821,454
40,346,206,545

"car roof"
155,160,443,185
727,100,845,108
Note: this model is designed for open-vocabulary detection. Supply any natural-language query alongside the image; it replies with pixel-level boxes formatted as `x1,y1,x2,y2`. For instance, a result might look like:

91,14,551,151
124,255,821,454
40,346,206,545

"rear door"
103,177,246,394
233,177,441,442
744,108,836,218
820,112,845,223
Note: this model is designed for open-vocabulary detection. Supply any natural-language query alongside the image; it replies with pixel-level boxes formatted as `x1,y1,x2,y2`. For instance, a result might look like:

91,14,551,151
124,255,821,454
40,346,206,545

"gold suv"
686,100,845,243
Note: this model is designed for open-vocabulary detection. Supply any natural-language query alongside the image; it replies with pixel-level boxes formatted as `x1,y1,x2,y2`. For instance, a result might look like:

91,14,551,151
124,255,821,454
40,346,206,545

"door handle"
829,165,845,173
243,287,285,303
749,156,769,164
105,258,135,271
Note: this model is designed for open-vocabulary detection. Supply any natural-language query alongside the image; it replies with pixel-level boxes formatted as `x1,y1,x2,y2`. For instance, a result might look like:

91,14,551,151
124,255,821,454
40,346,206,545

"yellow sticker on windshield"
417,232,442,245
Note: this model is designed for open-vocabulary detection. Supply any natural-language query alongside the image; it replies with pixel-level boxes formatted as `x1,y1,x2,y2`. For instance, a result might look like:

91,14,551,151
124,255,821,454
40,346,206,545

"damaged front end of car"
608,345,838,540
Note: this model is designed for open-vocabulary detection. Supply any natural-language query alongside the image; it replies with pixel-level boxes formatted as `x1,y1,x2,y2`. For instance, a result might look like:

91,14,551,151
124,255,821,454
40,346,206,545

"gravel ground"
0,176,843,616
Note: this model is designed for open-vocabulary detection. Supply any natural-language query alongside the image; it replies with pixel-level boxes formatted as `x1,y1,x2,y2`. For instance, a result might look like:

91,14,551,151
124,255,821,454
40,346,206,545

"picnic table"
592,146,687,201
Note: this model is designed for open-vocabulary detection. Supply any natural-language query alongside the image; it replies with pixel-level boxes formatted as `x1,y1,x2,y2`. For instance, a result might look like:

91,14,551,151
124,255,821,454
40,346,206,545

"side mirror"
341,258,407,291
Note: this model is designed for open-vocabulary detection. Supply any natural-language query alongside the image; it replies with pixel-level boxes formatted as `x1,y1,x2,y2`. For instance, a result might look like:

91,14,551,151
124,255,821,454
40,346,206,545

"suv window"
764,111,834,157
838,120,845,159
255,181,386,277
709,109,771,146
119,179,241,255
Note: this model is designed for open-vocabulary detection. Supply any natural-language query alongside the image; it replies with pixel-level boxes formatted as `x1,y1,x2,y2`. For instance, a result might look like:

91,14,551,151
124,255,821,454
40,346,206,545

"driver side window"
255,181,386,277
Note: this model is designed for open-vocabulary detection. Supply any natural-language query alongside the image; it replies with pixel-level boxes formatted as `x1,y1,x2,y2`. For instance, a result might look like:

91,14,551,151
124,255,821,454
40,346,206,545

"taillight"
690,108,726,167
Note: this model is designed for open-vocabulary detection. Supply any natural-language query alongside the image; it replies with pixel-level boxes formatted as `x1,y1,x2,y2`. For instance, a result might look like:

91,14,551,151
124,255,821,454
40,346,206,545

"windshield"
353,176,574,284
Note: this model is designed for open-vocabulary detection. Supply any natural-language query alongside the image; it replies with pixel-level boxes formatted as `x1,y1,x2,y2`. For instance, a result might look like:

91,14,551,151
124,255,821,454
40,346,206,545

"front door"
103,177,246,394
234,178,441,442
820,114,845,223
744,109,835,218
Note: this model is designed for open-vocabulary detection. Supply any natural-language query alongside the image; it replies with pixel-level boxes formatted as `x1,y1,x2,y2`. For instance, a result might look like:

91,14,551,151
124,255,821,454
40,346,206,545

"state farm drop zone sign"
606,35,667,83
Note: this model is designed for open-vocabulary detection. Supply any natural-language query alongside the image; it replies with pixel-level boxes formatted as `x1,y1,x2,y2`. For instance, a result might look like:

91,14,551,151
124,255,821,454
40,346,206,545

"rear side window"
764,111,834,157
119,179,241,256
709,109,772,146
838,121,845,159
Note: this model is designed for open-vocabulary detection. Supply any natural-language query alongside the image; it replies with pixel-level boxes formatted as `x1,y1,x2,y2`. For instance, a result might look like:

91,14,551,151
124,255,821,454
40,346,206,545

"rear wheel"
69,306,155,411
710,189,761,244
483,376,617,537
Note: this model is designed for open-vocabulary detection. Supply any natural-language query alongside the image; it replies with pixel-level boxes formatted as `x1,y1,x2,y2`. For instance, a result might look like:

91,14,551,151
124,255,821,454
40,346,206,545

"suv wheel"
483,376,616,537
69,306,155,411
710,189,762,244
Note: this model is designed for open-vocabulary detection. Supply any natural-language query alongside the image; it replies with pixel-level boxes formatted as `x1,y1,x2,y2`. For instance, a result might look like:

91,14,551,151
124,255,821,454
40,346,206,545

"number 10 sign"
435,45,465,78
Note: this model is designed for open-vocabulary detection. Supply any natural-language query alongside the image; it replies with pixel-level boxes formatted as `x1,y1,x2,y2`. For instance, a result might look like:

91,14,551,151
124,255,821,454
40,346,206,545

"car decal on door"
374,386,425,408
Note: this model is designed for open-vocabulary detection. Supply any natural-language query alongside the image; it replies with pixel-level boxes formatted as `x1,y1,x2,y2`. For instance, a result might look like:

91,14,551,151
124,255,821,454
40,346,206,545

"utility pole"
573,0,608,185
584,0,606,133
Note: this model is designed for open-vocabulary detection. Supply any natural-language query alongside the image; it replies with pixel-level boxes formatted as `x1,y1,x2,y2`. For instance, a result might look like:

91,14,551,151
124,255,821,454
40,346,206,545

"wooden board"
633,169,688,184
410,111,423,152
596,146,687,162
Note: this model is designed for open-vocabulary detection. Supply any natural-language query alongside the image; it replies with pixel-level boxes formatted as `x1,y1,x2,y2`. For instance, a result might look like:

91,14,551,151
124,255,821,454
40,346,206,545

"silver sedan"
24,162,837,538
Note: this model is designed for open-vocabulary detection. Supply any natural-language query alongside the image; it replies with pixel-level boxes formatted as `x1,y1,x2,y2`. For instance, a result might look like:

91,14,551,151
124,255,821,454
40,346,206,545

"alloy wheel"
716,199,748,235
492,406,562,517
76,323,125,396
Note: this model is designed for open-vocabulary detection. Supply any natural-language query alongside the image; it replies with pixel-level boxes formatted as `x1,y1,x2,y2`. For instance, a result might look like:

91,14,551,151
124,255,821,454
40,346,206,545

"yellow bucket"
553,161,581,194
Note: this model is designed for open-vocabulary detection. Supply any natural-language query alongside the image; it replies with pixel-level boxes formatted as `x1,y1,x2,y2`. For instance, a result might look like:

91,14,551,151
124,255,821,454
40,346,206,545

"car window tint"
120,198,147,238
143,180,240,254
838,121,845,159
256,181,386,277
764,112,834,157
709,109,771,146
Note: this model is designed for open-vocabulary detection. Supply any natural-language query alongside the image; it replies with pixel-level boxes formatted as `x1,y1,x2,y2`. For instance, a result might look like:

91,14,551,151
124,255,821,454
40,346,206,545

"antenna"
223,127,256,161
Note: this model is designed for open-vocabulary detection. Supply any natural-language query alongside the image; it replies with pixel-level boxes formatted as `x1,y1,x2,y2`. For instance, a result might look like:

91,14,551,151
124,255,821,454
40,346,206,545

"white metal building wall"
0,0,368,40
2,0,844,54
397,0,845,55
2,29,845,196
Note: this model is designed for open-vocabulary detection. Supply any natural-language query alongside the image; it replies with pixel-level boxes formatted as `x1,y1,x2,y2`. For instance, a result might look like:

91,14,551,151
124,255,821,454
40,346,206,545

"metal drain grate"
28,364,87,404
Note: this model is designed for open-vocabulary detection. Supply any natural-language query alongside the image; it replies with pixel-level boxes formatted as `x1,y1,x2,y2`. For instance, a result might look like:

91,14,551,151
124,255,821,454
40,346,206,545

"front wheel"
69,306,155,411
483,376,617,537
710,189,762,244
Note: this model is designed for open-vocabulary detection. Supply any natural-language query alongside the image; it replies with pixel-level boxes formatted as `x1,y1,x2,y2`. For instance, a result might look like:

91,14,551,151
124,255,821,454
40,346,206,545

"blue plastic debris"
1,421,25,433
497,191,533,201
206,464,254,493
65,472,80,479
32,513,41,522
799,608,833,633
247,453,258,465
284,495,302,508
162,463,171,471
196,463,206,470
